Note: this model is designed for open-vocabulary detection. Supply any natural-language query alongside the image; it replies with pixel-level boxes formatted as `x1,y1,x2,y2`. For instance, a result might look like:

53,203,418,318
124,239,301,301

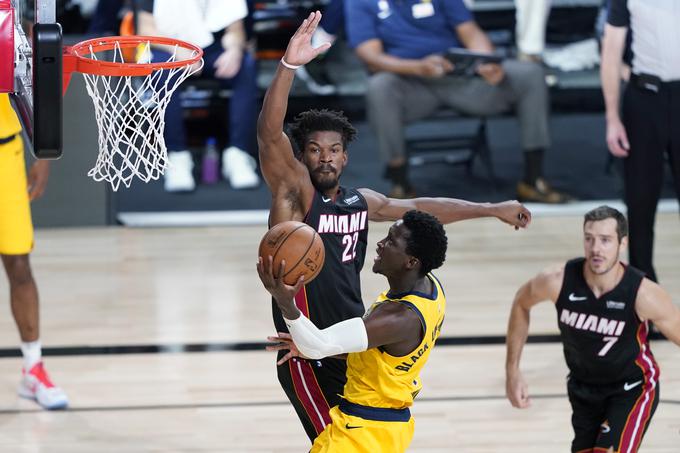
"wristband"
280,58,301,70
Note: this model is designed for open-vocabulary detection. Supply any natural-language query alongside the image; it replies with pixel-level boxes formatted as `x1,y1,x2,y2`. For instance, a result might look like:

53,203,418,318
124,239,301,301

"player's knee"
2,254,33,286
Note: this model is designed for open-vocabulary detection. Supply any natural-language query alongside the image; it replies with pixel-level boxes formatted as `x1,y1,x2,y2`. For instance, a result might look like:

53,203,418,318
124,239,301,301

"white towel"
153,0,248,49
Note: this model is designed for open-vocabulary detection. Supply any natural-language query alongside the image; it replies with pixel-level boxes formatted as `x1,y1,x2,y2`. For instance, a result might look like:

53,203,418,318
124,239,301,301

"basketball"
258,221,325,285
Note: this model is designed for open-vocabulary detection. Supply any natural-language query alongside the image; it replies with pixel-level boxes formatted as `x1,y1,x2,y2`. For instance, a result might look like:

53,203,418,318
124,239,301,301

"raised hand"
282,11,332,67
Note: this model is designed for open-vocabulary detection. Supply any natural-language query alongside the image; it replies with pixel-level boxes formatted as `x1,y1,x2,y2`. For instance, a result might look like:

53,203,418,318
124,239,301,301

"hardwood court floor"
0,213,678,452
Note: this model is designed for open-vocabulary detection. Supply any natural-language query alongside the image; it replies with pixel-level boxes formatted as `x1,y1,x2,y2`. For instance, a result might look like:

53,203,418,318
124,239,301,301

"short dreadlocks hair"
288,109,357,156
402,210,447,276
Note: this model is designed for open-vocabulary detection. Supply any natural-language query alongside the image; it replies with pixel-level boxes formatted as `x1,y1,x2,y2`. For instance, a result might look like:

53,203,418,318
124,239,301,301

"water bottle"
201,137,220,185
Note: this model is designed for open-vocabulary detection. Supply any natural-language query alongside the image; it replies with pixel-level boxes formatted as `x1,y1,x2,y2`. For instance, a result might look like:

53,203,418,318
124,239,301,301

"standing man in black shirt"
505,205,680,453
258,11,532,443
601,1,680,282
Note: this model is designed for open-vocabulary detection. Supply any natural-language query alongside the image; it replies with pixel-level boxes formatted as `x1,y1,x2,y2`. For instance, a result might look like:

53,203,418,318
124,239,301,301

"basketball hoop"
63,36,204,191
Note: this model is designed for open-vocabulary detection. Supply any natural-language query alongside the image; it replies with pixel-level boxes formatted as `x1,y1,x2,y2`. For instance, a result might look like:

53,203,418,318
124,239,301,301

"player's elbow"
513,284,533,311
297,346,327,360
256,132,279,157
256,117,271,140
668,315,680,347
256,115,280,143
296,337,346,359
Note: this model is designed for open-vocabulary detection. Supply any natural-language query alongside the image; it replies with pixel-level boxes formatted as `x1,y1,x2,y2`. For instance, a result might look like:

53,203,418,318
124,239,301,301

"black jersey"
555,258,659,385
273,186,369,331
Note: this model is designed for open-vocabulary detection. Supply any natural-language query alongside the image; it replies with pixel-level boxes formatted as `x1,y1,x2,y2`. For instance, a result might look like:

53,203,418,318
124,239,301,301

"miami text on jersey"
317,211,368,234
560,309,626,336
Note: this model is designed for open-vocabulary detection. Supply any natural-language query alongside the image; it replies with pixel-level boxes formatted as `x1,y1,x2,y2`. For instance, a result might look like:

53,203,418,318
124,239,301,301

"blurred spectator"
21,0,96,33
346,0,570,202
515,0,550,62
87,0,124,35
601,1,680,282
515,1,601,73
137,0,259,192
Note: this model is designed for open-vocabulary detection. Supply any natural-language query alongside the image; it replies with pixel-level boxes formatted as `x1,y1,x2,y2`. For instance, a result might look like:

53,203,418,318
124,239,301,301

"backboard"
0,0,203,190
2,0,62,159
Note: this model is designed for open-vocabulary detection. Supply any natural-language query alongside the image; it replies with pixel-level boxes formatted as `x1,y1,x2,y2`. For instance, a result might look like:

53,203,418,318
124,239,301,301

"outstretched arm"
257,11,331,211
359,188,531,229
256,257,419,360
505,265,563,408
636,279,680,346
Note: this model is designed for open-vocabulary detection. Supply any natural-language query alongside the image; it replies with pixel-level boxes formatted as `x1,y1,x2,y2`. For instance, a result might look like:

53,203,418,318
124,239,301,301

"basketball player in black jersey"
258,11,532,442
505,206,680,453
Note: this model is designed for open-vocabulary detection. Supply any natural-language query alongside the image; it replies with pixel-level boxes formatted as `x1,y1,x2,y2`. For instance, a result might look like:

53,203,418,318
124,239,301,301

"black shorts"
567,376,659,453
276,353,347,442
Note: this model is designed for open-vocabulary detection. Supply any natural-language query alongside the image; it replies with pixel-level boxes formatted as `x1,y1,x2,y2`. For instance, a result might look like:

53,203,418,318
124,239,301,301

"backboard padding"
32,21,61,158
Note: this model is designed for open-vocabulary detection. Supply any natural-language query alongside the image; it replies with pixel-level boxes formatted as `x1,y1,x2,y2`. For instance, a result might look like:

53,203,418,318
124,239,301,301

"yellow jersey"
343,273,446,409
0,93,22,138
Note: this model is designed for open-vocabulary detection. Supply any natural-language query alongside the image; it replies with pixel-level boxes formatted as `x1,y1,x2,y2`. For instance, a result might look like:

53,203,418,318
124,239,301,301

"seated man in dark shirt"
346,0,571,203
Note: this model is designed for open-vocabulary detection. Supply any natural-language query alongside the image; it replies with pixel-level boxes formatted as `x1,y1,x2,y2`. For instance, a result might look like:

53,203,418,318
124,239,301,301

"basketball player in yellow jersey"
0,93,68,409
258,210,447,452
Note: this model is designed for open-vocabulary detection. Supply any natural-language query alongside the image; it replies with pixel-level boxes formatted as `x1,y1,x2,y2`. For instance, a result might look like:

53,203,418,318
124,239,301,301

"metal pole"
35,0,55,23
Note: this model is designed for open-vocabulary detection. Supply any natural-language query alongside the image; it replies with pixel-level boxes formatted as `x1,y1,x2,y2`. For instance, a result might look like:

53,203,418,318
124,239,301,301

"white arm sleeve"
283,315,369,360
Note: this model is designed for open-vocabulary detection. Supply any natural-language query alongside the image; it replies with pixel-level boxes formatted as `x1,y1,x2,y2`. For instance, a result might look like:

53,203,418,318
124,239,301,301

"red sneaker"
18,362,68,410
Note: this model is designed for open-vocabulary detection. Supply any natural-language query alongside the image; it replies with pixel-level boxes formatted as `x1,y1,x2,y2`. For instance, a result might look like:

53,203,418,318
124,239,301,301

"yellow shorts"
311,403,415,453
0,135,33,255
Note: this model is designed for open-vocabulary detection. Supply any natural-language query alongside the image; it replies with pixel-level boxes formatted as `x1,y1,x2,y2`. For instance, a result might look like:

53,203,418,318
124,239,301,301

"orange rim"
63,35,203,77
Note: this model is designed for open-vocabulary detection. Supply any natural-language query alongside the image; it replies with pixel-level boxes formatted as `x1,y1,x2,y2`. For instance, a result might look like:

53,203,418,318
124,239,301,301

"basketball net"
78,40,203,191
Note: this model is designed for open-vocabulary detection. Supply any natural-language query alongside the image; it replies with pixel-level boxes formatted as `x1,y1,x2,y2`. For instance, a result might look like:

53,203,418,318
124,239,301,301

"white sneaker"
296,65,337,96
18,362,69,410
543,38,600,72
164,150,196,192
222,146,260,189
311,27,336,52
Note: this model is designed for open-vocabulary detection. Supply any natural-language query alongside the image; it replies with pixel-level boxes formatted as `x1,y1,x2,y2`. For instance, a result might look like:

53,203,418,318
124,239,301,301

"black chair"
406,109,497,186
